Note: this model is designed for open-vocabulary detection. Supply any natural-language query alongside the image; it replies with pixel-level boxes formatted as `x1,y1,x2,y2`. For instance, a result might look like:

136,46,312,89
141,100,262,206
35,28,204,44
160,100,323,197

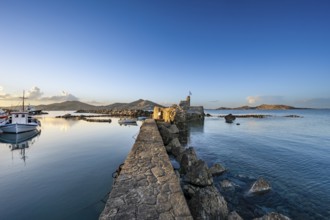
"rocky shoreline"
76,109,152,117
55,109,153,122
157,121,291,220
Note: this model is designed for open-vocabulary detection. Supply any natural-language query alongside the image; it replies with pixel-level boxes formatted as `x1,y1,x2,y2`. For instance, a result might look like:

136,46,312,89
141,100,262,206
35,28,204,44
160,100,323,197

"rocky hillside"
35,99,163,111
105,99,163,110
256,104,296,110
37,101,97,111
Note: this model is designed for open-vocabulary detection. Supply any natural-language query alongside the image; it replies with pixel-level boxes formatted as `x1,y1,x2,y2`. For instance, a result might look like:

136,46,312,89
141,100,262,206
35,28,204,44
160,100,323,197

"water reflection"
0,129,41,163
177,120,205,146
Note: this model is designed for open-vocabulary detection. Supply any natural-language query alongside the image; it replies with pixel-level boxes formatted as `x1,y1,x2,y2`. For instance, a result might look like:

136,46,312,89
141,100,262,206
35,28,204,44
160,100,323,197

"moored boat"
0,112,40,133
27,105,43,115
137,116,148,121
118,118,137,125
0,91,41,133
0,109,8,122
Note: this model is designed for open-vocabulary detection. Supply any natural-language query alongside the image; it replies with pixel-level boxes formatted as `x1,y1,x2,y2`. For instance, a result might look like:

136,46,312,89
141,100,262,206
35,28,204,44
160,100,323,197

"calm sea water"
0,111,141,220
187,109,330,220
1,110,329,220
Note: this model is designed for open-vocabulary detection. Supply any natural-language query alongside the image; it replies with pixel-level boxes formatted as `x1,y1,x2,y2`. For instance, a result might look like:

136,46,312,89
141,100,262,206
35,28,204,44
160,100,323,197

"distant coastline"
2,101,322,111
1,99,163,111
214,104,310,110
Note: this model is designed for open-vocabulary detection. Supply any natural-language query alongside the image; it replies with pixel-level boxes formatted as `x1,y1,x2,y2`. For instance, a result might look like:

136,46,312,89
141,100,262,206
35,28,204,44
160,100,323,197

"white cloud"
40,90,79,102
246,96,259,104
246,96,285,106
0,86,14,100
26,86,43,99
0,86,79,103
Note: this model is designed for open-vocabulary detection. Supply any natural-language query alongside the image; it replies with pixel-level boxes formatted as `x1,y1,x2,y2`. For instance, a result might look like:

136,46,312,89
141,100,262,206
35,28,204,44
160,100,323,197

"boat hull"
0,123,38,134
0,129,40,144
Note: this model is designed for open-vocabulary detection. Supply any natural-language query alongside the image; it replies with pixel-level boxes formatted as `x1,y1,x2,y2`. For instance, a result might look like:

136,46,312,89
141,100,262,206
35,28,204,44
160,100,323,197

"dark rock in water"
184,160,213,186
158,124,174,145
186,185,228,220
225,113,236,123
249,177,271,194
236,123,240,125
253,212,291,220
209,163,226,176
220,179,234,189
169,138,184,160
228,211,243,220
180,147,198,174
206,113,212,117
62,113,72,119
284,115,302,118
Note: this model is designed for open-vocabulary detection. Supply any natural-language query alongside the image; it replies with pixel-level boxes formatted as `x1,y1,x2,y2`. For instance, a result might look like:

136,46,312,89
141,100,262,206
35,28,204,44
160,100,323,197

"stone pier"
100,119,192,220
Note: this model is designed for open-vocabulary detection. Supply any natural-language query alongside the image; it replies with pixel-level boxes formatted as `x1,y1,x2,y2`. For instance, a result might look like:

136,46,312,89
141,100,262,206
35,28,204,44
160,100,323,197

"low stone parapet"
99,119,192,220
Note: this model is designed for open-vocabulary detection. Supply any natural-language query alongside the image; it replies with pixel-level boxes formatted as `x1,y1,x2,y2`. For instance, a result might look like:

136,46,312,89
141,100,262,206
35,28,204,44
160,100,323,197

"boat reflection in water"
0,129,41,162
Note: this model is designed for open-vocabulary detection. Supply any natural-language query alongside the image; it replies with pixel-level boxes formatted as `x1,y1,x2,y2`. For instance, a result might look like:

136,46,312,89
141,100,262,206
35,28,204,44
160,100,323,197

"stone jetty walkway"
100,119,192,220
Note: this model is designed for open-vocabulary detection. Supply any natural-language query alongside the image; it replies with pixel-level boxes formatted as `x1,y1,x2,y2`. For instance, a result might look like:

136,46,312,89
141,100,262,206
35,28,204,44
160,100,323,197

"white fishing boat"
0,91,41,133
0,112,40,133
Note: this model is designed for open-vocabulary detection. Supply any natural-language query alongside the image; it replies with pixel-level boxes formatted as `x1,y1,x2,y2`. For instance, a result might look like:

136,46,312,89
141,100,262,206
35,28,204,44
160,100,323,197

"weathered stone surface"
168,124,179,134
184,160,213,186
158,124,173,145
228,211,243,220
180,147,198,174
153,96,204,123
253,212,291,220
99,119,192,220
209,163,226,176
249,177,271,194
159,212,174,220
186,185,228,220
170,138,184,160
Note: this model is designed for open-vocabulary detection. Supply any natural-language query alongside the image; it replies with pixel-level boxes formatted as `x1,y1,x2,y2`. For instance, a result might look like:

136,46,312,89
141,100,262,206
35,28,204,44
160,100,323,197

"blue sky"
0,0,329,108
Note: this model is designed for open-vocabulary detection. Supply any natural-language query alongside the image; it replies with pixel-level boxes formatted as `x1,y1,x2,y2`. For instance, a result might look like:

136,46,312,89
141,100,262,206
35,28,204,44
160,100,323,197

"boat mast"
22,90,25,111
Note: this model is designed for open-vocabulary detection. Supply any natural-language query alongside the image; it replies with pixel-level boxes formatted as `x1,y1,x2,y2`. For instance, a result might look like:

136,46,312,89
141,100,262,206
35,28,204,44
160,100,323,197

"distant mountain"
104,99,163,110
216,104,301,110
35,99,163,111
37,101,97,111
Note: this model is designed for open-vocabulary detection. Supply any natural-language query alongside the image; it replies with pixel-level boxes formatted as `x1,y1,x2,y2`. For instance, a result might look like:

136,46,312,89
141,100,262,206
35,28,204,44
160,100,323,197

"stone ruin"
153,96,204,123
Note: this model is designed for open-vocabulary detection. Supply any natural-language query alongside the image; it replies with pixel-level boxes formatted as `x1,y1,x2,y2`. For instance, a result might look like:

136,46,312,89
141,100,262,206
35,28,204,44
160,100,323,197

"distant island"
215,104,309,110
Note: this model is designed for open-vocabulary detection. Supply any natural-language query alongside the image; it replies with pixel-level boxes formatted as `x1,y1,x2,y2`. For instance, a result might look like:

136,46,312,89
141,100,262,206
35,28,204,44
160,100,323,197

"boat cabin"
9,112,30,124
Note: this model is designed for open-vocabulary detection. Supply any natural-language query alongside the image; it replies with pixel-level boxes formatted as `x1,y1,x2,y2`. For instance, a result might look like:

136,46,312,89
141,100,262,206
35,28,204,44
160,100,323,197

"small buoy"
236,123,240,126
